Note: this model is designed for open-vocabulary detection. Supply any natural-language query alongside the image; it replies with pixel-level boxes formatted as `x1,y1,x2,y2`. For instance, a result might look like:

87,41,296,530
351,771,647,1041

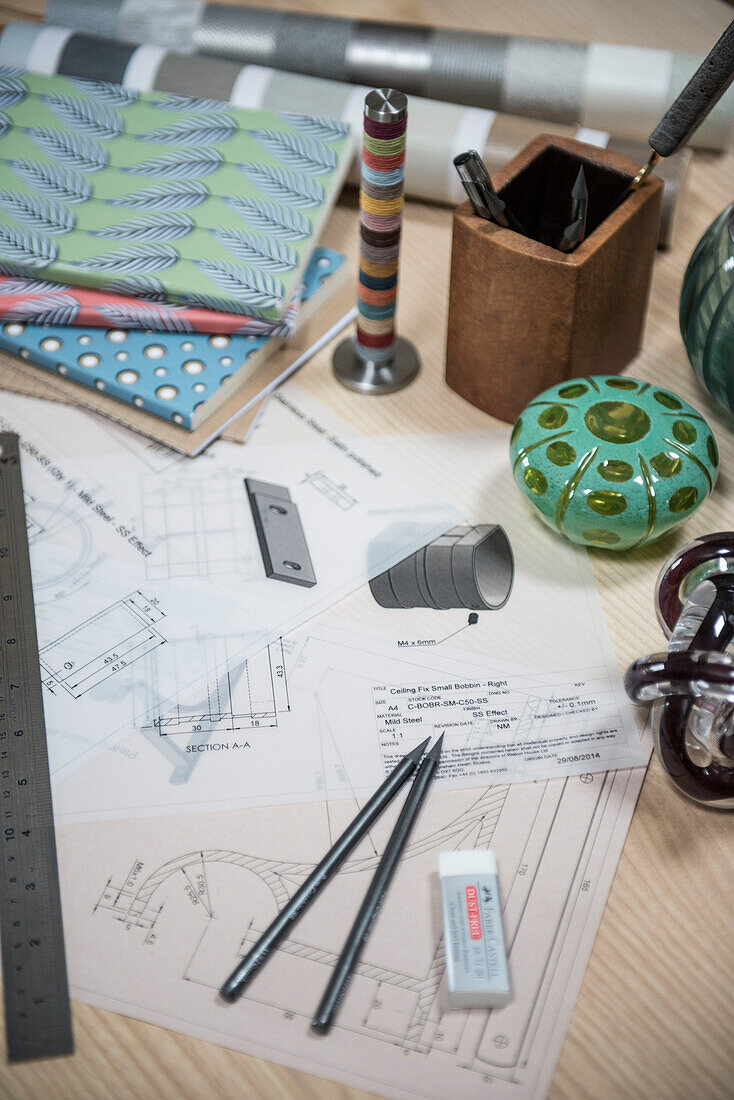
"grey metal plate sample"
245,478,316,588
452,525,514,610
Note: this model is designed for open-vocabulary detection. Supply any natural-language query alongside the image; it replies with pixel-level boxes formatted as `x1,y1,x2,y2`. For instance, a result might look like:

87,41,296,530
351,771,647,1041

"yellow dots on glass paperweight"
510,376,718,550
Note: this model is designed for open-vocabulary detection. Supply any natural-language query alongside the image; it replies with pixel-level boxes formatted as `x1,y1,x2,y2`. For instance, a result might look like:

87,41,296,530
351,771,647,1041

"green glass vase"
680,203,734,413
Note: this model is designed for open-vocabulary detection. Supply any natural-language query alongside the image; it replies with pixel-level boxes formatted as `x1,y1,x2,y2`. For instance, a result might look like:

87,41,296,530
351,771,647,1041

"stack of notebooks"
0,66,354,450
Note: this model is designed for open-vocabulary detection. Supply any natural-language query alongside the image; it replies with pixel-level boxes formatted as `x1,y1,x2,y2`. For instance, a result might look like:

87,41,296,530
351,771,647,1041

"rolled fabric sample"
0,22,689,247
43,0,734,149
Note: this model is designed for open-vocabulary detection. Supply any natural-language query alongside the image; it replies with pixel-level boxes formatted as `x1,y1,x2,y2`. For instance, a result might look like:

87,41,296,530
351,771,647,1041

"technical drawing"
154,638,290,736
23,490,44,539
301,470,357,511
246,478,317,588
92,767,632,1086
370,525,514,611
99,419,187,474
94,867,166,947
141,471,258,580
141,637,291,785
25,500,95,596
40,590,165,698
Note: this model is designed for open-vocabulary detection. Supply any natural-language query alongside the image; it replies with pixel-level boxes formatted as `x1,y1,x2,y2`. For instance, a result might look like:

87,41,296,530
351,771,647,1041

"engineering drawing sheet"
3,380,650,1096
52,424,644,823
0,387,459,781
58,756,648,1100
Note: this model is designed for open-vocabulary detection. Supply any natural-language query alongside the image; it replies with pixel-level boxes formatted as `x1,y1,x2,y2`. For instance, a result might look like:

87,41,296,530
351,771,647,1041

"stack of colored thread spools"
333,88,420,394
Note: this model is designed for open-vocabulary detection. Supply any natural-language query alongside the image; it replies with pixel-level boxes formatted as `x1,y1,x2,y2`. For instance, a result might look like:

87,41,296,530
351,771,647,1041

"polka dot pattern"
0,247,345,429
510,375,718,551
8,320,265,426
547,441,576,466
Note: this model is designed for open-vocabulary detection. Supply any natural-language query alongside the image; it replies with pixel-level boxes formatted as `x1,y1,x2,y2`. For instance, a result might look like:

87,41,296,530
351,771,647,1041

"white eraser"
439,849,497,878
439,848,511,1010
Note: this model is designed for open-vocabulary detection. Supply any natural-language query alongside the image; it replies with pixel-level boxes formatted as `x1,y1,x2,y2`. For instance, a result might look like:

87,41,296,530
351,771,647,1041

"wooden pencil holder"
445,134,663,423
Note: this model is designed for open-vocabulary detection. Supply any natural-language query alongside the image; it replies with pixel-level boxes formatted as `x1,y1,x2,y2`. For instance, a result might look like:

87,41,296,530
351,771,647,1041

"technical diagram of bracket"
370,524,513,611
245,479,317,588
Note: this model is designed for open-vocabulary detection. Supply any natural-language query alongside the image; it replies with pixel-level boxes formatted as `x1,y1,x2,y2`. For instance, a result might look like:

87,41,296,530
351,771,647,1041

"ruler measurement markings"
0,434,73,1062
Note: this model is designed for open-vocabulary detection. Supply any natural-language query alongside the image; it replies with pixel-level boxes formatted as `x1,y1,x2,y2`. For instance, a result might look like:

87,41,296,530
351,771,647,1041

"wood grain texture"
1,2,734,1099
446,136,663,422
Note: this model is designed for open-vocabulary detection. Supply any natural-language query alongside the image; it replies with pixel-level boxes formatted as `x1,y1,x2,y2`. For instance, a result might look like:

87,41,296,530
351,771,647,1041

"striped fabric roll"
0,21,690,247
356,91,407,362
42,0,734,150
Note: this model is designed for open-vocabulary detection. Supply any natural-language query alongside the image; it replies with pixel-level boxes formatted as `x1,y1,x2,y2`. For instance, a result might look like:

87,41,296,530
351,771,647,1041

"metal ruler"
0,433,73,1061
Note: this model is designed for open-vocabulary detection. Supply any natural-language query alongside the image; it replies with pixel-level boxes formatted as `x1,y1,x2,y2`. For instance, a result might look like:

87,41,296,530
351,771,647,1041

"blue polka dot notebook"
0,247,344,429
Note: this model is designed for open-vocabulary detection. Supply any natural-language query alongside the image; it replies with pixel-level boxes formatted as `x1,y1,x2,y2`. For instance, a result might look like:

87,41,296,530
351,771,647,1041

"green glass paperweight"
510,376,718,550
680,204,734,414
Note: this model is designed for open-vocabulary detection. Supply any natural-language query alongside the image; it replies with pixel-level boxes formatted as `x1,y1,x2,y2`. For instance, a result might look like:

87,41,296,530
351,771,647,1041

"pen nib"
572,165,588,203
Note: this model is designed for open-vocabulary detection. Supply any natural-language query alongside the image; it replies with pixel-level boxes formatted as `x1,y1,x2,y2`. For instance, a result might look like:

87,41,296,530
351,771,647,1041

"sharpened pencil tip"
572,166,588,200
426,734,444,761
406,737,431,763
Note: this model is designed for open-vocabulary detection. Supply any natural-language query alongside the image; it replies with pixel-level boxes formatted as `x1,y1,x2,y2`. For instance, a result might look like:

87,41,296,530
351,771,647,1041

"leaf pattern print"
124,149,223,179
0,225,57,269
175,291,247,313
234,317,284,337
140,114,237,146
240,164,324,208
0,68,350,321
43,94,123,140
97,303,194,333
0,76,26,110
0,192,75,235
211,228,298,272
71,245,179,275
111,181,209,210
151,95,232,113
10,160,91,204
26,128,108,172
0,262,29,278
226,198,311,240
196,260,285,308
1,292,79,326
252,130,337,175
0,277,60,294
103,275,167,301
279,112,351,142
0,65,23,78
93,213,194,242
69,78,137,108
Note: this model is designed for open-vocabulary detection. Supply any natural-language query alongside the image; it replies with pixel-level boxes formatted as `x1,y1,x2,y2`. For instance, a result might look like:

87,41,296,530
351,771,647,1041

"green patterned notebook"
0,67,353,319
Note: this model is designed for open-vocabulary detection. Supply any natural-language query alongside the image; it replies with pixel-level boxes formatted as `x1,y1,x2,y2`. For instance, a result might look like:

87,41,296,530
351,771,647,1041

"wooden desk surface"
1,1,734,1097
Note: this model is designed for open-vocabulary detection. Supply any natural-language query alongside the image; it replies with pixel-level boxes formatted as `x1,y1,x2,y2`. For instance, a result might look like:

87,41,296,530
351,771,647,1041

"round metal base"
333,336,420,395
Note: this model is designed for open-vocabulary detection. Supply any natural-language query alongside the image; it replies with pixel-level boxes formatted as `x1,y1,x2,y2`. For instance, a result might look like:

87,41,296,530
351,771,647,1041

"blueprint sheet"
0,387,459,780
2,383,651,1097
58,754,648,1100
51,420,644,822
